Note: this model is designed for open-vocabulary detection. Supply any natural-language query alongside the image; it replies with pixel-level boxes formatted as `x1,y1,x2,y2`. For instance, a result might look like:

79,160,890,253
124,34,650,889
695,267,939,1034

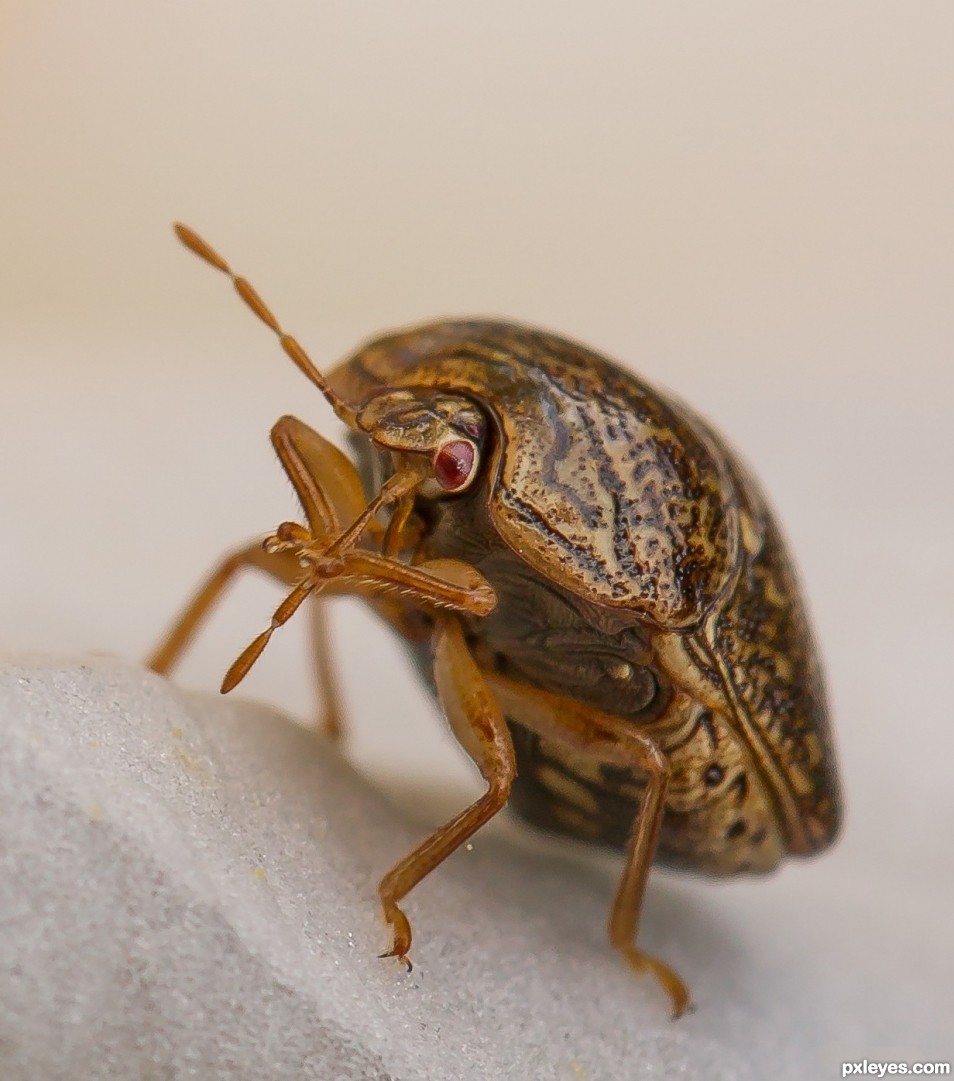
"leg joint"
487,766,516,804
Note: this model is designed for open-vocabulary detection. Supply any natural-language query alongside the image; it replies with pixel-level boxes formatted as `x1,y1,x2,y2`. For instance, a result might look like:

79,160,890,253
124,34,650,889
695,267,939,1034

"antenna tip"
173,222,230,273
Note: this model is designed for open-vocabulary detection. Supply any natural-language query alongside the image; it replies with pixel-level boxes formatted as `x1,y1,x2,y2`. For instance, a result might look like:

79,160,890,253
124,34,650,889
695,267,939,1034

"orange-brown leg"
484,671,690,1018
309,602,345,740
145,541,299,676
382,494,422,559
146,414,362,693
269,413,368,543
145,541,348,739
376,617,516,968
221,550,497,692
147,414,404,737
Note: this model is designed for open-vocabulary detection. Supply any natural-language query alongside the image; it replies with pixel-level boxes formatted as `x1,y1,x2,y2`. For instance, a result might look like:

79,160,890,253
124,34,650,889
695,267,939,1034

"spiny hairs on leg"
172,223,357,427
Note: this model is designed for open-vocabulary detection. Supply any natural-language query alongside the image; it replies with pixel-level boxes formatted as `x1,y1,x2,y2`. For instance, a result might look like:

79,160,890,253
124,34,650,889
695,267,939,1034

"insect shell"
151,226,841,1019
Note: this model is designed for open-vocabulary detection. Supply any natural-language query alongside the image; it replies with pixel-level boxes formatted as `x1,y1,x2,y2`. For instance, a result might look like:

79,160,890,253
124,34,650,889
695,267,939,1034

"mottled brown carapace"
151,228,841,1019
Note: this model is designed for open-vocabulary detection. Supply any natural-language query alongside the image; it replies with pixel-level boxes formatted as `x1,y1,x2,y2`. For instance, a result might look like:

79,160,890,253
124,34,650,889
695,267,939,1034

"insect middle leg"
483,670,690,1018
376,616,516,968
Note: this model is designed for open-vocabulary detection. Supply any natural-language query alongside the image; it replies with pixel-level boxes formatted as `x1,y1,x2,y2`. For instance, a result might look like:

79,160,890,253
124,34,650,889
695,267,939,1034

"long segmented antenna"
173,223,358,427
220,574,315,694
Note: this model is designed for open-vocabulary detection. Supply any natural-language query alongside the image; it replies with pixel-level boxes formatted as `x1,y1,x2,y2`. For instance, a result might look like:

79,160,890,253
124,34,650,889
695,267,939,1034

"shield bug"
148,224,841,1017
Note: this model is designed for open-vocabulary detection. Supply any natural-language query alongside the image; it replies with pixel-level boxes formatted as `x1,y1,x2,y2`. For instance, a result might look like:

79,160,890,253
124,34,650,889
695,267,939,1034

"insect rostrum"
148,225,841,1018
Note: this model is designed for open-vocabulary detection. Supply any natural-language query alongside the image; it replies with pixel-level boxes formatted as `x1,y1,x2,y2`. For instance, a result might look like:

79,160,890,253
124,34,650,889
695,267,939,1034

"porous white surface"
0,656,950,1081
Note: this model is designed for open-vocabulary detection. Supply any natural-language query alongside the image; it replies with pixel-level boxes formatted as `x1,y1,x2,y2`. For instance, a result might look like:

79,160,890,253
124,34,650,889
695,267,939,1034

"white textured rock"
0,656,951,1081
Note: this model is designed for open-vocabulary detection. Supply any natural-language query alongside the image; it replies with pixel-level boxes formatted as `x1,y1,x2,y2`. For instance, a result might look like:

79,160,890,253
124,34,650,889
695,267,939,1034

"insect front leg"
483,671,690,1018
217,404,498,695
376,616,516,968
147,414,373,738
269,413,371,542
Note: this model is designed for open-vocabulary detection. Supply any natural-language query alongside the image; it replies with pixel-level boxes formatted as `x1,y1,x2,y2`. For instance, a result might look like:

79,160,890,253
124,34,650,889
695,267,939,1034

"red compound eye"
433,440,475,491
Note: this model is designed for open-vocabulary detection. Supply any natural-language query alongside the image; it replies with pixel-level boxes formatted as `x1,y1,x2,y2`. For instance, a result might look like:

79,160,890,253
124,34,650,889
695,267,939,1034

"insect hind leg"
483,670,690,1018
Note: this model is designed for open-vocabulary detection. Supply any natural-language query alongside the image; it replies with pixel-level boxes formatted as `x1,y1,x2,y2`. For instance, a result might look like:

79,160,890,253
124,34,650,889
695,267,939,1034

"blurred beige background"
1,1,952,892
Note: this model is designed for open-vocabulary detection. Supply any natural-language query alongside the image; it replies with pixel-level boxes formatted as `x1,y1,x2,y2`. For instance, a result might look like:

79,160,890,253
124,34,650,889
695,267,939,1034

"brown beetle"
148,225,841,1017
